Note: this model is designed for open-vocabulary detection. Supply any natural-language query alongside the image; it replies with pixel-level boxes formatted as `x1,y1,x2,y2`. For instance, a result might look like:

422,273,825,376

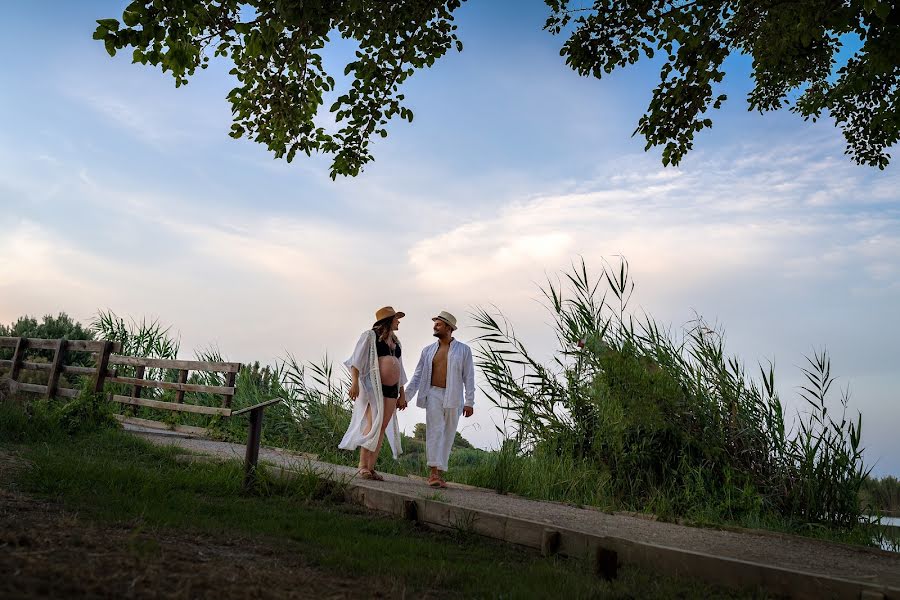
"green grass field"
0,402,769,599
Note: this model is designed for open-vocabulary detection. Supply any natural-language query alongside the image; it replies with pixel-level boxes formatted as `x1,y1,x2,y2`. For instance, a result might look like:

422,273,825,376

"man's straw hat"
432,310,457,331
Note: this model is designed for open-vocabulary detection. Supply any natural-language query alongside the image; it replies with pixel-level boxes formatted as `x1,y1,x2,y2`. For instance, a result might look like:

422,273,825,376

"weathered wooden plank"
109,394,232,416
231,397,283,416
93,341,113,394
20,362,109,377
61,364,107,377
20,361,50,371
108,355,241,373
106,376,234,396
16,382,49,395
113,414,208,436
13,338,60,350
0,338,114,352
67,340,119,352
56,387,80,399
9,338,27,382
46,339,67,399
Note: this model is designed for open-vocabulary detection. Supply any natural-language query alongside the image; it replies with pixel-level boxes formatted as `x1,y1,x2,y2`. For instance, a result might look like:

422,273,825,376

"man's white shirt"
405,339,475,412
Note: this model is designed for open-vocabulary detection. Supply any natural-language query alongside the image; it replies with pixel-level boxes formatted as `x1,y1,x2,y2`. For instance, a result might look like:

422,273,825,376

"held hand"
349,381,360,400
463,406,474,418
397,398,408,411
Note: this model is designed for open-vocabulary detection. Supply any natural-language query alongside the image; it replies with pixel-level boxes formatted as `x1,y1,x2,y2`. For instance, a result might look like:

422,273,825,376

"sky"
1,2,898,476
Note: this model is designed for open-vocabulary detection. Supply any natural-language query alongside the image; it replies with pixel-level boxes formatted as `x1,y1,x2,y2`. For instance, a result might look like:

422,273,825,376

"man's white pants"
425,386,460,472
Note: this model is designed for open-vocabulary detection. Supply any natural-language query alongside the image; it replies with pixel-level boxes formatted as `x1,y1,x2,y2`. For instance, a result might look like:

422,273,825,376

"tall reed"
474,258,870,530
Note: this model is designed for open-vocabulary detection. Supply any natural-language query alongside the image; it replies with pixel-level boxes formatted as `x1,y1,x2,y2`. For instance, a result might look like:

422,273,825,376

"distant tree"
413,421,473,448
0,313,94,342
453,430,473,449
0,313,95,374
861,475,900,514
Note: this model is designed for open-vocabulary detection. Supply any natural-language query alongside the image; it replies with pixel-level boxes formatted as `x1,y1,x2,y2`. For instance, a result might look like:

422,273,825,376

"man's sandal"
357,468,376,480
427,477,442,488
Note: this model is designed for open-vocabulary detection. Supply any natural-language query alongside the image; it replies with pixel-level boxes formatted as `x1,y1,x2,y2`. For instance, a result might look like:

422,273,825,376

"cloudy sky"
2,2,898,476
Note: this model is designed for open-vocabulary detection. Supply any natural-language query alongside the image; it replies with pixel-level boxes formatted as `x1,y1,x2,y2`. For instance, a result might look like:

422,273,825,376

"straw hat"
432,310,457,331
374,306,405,324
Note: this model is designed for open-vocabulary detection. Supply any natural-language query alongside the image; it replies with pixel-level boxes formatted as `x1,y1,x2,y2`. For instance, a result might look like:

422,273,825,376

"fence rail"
0,337,121,399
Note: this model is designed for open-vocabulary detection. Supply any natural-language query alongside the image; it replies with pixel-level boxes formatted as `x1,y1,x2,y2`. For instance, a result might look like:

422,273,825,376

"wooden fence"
0,337,121,398
1,336,281,488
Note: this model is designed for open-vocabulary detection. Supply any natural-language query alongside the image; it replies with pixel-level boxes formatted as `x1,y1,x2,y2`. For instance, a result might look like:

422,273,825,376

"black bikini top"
376,338,401,358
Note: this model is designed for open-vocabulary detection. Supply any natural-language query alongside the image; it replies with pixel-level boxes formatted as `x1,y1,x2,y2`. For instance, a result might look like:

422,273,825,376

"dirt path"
0,449,386,599
130,429,900,595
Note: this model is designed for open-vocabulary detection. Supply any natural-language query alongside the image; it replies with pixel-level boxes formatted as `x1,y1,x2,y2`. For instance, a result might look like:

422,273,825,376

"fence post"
93,340,113,394
46,339,68,399
132,365,145,399
224,370,236,408
175,369,188,403
242,406,264,490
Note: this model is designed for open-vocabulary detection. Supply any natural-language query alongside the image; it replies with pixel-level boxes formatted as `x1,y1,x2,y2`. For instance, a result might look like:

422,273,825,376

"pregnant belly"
378,356,401,386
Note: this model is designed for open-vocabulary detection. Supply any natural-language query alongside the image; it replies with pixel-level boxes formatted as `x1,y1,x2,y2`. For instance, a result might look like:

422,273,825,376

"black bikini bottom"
381,383,399,399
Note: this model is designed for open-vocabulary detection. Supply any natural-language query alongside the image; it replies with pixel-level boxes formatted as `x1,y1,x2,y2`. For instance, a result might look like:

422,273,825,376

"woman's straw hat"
374,306,405,324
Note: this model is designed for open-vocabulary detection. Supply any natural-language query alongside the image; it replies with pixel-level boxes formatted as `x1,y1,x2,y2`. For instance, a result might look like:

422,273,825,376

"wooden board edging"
330,477,897,600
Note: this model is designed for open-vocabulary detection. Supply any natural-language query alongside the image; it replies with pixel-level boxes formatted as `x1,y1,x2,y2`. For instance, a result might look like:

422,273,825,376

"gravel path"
130,428,900,592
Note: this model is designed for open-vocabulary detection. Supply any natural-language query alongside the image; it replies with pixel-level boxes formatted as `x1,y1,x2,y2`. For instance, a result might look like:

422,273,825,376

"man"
405,311,475,488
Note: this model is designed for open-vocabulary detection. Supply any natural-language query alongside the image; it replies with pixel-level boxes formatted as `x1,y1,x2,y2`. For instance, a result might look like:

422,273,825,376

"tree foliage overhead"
545,0,900,168
94,0,464,178
95,1,899,175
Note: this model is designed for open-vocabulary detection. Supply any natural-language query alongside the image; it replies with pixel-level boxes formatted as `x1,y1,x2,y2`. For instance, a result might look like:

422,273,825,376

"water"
871,516,899,551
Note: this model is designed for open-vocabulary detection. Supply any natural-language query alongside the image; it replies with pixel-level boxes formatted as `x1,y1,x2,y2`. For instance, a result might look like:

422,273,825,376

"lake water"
872,516,899,551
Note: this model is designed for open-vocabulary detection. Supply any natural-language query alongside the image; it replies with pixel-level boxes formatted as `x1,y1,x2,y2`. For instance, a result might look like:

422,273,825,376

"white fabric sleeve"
344,331,370,373
405,347,427,401
463,345,475,407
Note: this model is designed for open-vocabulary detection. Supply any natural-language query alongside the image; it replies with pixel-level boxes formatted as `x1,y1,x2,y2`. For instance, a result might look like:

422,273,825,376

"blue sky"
2,2,898,476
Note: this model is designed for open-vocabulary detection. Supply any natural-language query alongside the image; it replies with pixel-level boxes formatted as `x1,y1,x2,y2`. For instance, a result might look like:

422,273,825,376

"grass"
0,401,770,599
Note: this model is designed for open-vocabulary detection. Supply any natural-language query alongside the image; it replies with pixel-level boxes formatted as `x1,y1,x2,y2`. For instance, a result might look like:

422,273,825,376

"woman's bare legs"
366,397,398,471
358,405,374,471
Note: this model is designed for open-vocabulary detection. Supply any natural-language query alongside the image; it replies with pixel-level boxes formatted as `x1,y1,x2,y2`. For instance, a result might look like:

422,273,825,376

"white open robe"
338,330,405,459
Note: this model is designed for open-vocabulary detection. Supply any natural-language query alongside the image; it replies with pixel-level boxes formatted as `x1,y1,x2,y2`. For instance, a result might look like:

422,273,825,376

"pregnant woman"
339,306,408,480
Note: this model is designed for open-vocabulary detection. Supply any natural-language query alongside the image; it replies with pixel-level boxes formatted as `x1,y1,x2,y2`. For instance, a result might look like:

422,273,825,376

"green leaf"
96,18,120,31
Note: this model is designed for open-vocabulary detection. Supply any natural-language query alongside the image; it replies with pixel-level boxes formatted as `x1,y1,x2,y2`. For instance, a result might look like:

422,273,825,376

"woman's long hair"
372,316,399,345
